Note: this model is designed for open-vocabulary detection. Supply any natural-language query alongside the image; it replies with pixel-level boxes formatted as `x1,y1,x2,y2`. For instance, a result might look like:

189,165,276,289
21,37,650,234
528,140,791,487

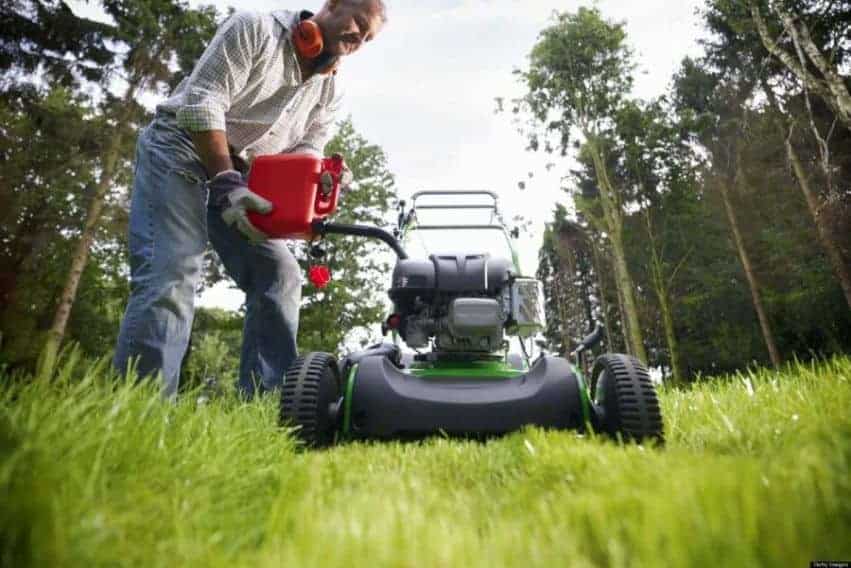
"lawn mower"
246,155,664,447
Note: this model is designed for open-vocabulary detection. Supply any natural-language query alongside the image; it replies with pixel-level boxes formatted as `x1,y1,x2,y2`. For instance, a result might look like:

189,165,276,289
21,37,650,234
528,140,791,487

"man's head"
314,0,386,58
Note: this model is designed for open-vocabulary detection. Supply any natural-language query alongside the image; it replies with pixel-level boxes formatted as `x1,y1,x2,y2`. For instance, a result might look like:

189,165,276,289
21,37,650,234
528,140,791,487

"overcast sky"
70,0,707,310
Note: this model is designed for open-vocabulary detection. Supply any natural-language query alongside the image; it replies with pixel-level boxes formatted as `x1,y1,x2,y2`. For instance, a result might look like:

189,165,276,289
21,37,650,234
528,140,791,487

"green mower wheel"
279,352,341,448
590,354,664,444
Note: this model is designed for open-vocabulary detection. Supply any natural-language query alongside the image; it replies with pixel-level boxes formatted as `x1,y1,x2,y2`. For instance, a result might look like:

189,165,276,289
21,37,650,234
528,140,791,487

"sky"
70,0,707,311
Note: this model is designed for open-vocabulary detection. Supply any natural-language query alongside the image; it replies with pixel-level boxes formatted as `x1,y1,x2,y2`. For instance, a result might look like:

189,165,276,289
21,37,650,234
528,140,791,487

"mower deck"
342,354,592,439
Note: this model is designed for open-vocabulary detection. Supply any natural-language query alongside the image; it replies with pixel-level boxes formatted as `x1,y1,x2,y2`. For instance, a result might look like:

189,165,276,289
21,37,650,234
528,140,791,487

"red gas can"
246,154,344,239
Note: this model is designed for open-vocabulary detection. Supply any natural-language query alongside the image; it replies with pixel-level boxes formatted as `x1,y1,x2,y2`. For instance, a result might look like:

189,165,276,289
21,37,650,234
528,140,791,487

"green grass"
1,353,849,567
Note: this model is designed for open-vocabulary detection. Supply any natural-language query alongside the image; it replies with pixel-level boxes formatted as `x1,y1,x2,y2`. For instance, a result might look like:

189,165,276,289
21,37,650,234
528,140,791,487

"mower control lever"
570,324,605,358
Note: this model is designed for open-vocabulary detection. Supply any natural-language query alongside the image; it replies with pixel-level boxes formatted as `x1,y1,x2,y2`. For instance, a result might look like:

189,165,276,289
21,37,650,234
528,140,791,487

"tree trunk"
658,293,680,382
552,234,577,348
589,241,616,354
577,254,595,332
586,138,647,363
546,256,571,353
761,80,851,310
38,115,129,377
785,133,851,309
553,274,570,354
645,212,683,384
718,172,782,369
611,256,633,357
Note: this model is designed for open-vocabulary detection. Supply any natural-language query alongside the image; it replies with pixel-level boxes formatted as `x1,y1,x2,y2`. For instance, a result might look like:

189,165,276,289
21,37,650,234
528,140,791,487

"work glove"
339,156,354,192
321,153,354,197
208,170,273,244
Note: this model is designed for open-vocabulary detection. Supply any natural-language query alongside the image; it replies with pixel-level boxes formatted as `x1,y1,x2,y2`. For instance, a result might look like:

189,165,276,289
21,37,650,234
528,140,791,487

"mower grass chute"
279,191,664,447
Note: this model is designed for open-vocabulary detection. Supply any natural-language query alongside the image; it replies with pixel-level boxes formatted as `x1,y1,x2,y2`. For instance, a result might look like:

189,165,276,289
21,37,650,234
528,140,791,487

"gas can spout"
311,220,409,260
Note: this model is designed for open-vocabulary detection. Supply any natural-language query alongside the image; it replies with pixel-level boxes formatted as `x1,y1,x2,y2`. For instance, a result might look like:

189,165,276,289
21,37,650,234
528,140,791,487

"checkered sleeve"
290,81,343,157
175,12,260,132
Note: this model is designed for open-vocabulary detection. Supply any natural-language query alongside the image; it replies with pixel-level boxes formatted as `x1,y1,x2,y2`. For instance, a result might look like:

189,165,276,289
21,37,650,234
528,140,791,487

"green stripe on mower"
342,364,358,437
409,360,524,379
573,364,592,428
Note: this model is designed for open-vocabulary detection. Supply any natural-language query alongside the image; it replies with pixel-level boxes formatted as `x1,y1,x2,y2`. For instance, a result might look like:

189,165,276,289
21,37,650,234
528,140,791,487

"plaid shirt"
158,10,340,160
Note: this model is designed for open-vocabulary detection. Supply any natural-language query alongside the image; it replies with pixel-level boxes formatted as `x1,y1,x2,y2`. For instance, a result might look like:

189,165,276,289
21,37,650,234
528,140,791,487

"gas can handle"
314,155,343,216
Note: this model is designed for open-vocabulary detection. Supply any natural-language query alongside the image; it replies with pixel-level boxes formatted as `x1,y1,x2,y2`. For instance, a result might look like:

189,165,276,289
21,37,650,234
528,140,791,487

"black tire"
279,352,341,448
590,354,664,444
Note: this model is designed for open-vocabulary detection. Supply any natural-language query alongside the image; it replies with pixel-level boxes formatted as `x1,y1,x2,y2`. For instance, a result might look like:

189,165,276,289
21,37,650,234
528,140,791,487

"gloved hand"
320,153,354,196
208,170,273,243
338,155,354,191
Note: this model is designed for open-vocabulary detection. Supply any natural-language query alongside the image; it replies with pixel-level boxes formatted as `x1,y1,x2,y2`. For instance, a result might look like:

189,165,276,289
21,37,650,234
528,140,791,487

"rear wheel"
590,354,664,444
279,352,341,448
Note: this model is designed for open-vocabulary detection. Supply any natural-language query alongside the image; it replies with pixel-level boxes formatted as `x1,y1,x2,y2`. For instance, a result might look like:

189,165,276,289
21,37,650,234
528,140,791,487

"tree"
749,0,851,131
704,0,851,311
612,100,698,383
513,7,648,363
673,57,783,369
537,205,600,356
0,85,110,365
1,1,114,339
0,0,114,89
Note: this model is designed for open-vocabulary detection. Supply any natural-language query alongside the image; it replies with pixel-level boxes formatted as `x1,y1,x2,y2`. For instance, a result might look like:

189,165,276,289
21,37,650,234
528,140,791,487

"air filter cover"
510,278,546,338
448,298,502,338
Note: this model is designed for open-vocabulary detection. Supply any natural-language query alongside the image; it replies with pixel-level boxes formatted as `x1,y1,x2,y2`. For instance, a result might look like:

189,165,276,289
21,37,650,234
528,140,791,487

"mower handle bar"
409,224,508,231
411,191,499,209
414,205,497,211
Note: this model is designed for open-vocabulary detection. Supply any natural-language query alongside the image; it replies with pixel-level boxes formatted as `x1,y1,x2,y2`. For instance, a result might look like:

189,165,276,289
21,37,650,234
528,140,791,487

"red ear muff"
294,20,324,59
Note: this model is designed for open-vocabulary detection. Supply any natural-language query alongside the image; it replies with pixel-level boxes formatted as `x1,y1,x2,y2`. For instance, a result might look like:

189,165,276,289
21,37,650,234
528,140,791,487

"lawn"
1,353,849,567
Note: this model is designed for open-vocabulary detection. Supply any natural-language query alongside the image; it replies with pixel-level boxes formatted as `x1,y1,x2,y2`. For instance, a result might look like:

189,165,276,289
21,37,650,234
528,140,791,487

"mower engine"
388,253,546,354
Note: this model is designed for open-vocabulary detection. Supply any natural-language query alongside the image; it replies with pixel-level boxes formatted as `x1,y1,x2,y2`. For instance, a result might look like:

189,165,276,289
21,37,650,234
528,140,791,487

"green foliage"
181,308,243,391
1,354,848,566
516,7,653,364
0,0,115,87
0,86,126,366
668,26,851,373
524,3,851,380
519,7,634,142
99,0,219,93
0,0,220,369
537,205,602,356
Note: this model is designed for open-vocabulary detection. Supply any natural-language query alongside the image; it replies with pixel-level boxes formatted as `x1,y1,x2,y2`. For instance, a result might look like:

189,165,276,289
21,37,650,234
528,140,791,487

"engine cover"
431,254,512,293
390,259,435,295
388,254,513,301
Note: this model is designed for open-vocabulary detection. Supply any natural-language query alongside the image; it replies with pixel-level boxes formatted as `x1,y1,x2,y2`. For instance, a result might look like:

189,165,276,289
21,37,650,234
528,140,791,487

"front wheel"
590,354,664,444
279,352,341,448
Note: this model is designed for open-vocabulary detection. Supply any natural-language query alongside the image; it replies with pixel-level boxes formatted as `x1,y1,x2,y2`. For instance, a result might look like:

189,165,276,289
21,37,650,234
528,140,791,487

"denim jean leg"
114,123,208,397
207,208,302,397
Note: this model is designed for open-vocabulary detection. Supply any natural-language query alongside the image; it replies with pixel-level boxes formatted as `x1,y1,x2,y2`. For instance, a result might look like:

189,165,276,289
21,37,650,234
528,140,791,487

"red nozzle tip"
308,265,331,289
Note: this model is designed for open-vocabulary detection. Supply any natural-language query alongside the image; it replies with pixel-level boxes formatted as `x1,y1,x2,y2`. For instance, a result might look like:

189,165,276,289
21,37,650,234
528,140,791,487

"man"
114,0,387,398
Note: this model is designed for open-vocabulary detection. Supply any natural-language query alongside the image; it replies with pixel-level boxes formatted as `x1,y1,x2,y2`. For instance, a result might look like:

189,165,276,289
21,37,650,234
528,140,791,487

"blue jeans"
114,116,302,398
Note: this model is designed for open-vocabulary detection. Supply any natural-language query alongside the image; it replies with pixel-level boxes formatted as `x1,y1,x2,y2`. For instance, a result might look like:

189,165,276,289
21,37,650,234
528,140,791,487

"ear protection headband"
293,19,324,59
